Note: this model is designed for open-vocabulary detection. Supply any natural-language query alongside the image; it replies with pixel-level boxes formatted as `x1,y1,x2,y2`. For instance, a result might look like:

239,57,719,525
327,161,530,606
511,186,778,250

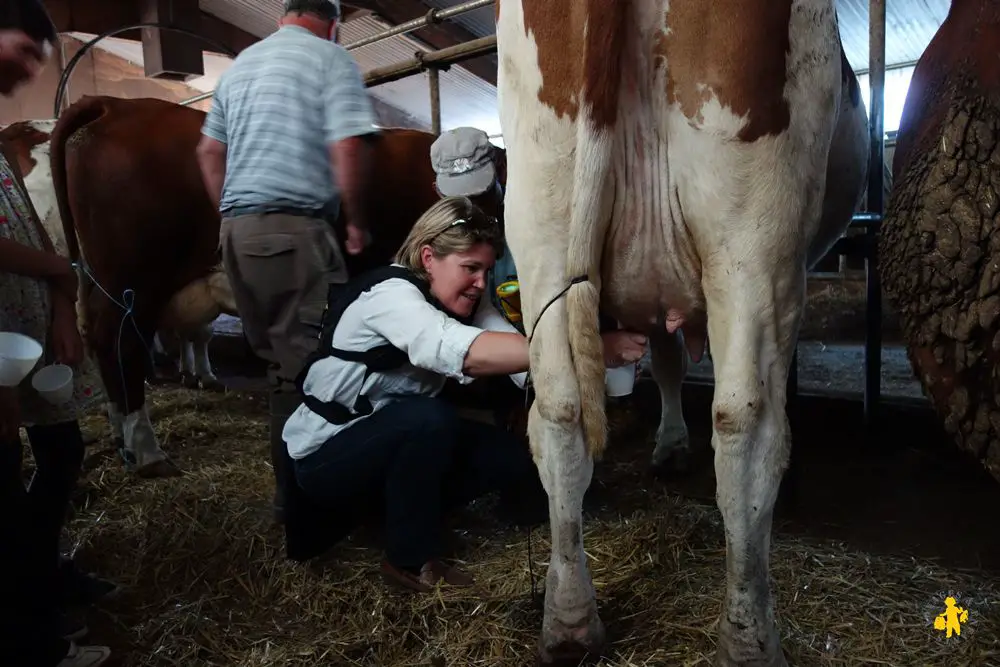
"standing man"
196,0,377,524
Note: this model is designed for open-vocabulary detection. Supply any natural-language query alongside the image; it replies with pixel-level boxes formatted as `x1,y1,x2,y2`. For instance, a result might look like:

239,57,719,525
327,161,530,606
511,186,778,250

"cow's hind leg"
528,322,606,665
91,302,181,478
649,329,690,472
178,338,201,389
189,324,224,392
704,259,799,667
148,331,179,384
504,195,606,664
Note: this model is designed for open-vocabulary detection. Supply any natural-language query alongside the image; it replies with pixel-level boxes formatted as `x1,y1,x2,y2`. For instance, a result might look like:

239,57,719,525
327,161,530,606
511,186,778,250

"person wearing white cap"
430,128,516,319
196,0,378,524
430,127,503,207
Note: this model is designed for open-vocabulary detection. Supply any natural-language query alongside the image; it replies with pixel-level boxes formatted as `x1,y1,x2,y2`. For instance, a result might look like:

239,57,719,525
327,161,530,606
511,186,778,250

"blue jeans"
293,396,545,571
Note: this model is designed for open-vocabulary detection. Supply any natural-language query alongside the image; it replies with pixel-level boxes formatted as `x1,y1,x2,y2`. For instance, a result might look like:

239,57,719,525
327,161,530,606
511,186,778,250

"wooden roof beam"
41,0,259,57
343,0,496,86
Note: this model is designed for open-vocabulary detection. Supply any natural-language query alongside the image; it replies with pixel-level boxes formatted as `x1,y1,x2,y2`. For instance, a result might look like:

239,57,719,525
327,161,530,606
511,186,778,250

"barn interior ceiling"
56,0,954,141
200,0,950,138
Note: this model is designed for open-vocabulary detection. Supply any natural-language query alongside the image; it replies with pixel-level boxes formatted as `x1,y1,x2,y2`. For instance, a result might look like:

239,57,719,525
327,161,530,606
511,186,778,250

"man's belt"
221,204,333,220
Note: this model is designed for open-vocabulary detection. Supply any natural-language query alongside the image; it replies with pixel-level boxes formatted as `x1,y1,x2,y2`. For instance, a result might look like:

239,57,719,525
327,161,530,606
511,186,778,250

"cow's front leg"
706,266,796,667
648,328,690,472
528,314,606,665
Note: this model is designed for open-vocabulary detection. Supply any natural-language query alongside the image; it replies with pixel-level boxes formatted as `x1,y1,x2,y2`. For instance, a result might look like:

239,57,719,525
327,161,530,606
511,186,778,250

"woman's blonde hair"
394,196,503,279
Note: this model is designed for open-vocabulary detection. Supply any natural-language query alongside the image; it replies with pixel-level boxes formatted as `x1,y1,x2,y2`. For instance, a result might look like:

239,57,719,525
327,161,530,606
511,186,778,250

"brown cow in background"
879,0,1000,483
47,95,472,477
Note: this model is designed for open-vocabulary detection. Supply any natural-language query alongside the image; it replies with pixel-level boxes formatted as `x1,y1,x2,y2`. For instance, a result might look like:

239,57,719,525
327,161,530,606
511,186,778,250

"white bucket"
605,362,637,397
0,331,43,387
31,363,74,405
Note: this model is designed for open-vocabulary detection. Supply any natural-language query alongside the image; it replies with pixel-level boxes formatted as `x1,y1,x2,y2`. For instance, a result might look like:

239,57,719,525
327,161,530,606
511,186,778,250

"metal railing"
343,0,494,51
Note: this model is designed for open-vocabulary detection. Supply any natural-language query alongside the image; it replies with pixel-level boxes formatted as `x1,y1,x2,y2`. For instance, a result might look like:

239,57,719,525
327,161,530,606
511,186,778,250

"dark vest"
293,265,471,425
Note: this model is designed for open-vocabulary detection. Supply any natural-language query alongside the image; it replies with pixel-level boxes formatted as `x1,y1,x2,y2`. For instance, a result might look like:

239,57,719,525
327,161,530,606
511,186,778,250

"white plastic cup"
31,364,74,405
0,332,43,387
605,362,637,397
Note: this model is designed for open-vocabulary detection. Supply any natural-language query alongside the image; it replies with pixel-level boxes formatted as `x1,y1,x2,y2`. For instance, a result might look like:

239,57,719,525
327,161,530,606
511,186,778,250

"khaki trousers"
219,212,348,390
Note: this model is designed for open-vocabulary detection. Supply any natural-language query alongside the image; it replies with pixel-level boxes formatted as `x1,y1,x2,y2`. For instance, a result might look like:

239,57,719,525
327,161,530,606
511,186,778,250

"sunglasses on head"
449,214,498,230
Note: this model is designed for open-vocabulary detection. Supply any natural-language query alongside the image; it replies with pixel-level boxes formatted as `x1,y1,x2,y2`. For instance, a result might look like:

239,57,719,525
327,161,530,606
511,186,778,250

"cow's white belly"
599,92,783,335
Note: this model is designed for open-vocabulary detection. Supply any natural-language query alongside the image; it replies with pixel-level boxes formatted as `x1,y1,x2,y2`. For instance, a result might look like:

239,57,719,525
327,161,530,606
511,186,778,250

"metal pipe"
343,0,495,51
181,20,498,106
428,68,442,135
180,90,214,106
851,212,883,227
364,35,496,87
864,0,886,432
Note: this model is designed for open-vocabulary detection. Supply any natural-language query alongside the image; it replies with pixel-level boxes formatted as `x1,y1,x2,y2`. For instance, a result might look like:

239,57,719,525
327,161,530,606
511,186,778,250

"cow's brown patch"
521,0,627,129
655,0,793,142
0,122,49,178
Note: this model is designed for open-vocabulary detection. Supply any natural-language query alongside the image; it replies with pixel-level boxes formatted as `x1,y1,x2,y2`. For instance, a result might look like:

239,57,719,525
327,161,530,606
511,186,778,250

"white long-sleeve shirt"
283,269,527,460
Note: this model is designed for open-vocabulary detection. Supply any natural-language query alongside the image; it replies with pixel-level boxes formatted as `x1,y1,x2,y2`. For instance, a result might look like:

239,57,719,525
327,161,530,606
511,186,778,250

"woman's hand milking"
463,328,648,378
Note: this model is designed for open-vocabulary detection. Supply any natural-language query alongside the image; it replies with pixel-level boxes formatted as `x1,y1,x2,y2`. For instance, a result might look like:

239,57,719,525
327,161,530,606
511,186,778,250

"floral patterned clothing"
0,150,105,426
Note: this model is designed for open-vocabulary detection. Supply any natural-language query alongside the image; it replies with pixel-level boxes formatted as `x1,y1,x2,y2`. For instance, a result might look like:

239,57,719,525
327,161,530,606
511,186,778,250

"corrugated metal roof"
342,15,500,135
199,0,284,39
838,0,950,73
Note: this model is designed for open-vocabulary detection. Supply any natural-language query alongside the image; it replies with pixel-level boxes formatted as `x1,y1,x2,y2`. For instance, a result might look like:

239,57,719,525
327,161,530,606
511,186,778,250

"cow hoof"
147,374,177,386
714,650,789,667
537,617,606,666
651,446,691,476
716,618,786,667
180,372,200,390
136,458,183,479
200,377,226,393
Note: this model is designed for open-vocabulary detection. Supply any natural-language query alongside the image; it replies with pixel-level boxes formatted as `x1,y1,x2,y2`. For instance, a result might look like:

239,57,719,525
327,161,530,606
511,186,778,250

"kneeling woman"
282,196,646,593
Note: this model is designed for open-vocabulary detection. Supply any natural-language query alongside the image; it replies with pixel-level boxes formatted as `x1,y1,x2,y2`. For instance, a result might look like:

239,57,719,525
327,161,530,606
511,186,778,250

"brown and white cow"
0,119,233,395
496,1,870,664
879,0,1000,481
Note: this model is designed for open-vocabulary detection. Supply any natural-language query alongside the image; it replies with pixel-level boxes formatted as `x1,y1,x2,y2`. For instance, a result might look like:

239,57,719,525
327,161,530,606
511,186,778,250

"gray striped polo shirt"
201,25,376,215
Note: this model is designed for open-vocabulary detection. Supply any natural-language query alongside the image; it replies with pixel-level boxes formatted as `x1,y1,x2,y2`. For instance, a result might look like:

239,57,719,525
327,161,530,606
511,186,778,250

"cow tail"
50,96,106,266
564,1,627,460
49,97,107,329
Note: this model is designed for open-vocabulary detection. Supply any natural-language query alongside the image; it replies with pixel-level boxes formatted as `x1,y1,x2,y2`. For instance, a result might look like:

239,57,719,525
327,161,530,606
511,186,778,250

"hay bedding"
46,386,1000,666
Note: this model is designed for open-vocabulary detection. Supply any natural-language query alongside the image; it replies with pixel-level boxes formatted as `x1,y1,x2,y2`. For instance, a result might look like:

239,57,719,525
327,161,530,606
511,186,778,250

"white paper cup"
0,332,43,387
31,363,74,405
605,362,636,397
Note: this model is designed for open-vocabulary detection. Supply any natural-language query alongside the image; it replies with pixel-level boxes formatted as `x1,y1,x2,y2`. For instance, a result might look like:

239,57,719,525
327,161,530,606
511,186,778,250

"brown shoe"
380,559,474,593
